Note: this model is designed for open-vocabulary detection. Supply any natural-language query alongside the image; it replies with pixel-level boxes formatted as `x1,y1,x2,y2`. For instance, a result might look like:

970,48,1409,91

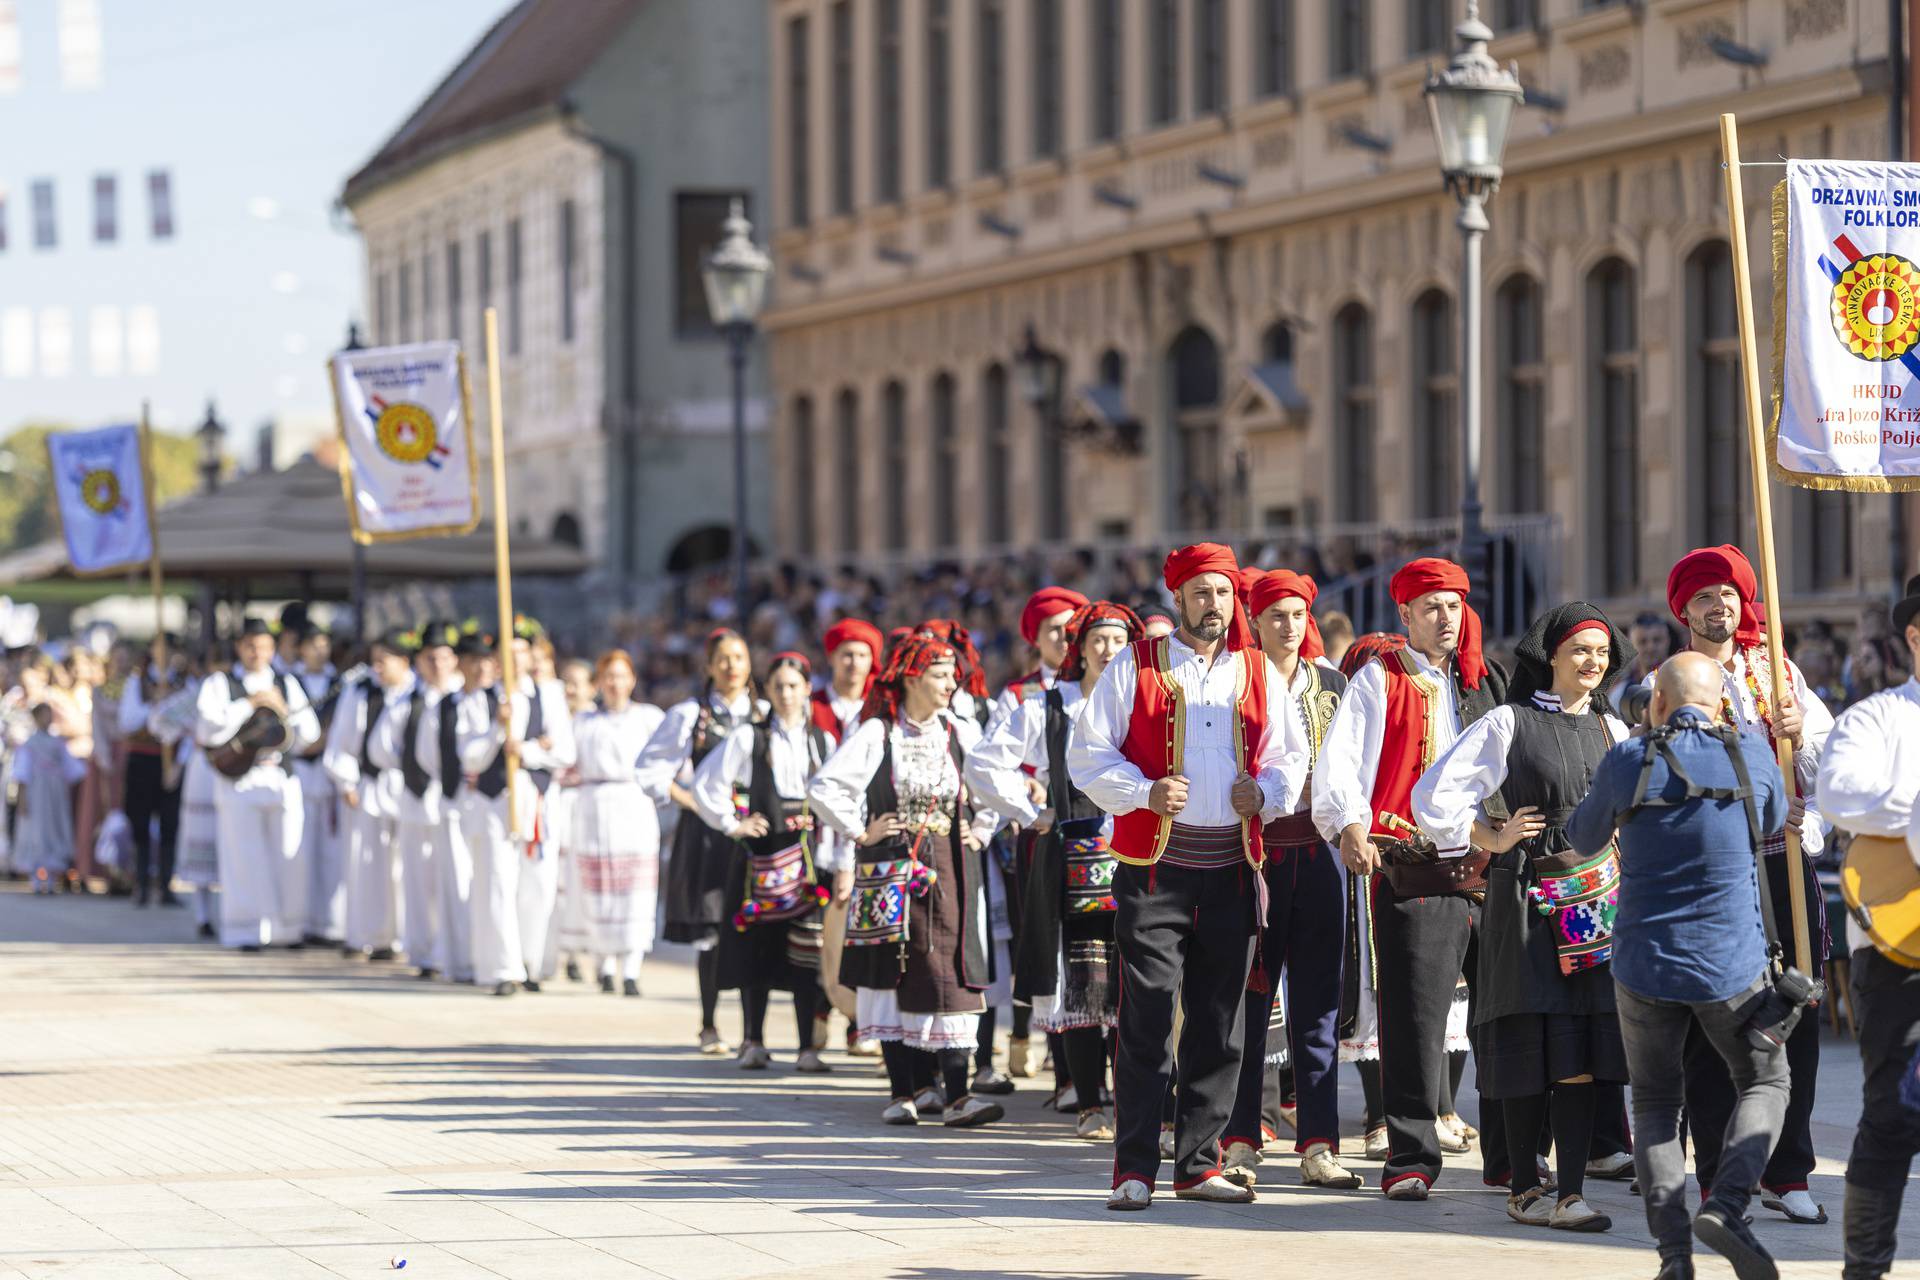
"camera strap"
1722,729,1788,973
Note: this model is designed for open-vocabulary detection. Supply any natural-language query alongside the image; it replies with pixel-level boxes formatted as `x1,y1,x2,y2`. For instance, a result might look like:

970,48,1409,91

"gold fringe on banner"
1768,176,1920,493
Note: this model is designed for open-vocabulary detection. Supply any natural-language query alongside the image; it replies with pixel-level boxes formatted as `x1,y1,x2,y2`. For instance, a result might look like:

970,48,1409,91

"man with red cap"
812,618,882,744
1069,542,1306,1210
1220,570,1364,1192
993,586,1090,726
1312,556,1507,1200
1666,545,1834,1226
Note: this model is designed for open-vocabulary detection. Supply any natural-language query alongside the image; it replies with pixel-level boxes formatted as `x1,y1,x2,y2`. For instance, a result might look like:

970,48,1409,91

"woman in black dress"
1413,602,1632,1232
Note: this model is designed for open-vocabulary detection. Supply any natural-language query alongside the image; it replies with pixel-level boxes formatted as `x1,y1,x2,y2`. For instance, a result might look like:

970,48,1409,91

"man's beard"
1181,602,1226,642
1691,616,1734,646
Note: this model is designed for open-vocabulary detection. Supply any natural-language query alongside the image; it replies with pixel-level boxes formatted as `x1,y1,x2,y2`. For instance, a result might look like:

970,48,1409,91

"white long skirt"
566,779,660,957
855,989,980,1052
176,751,220,888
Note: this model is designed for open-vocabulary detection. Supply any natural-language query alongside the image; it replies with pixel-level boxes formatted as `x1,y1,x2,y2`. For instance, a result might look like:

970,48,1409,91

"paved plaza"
0,883,1904,1280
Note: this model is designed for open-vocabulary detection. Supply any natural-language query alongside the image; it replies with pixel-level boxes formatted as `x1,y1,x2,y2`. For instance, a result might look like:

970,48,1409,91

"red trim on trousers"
1172,1166,1225,1192
1381,1170,1432,1191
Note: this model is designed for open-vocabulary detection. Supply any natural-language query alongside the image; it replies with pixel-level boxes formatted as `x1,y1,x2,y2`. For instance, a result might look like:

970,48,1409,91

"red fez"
1162,542,1255,650
1020,587,1090,645
1249,570,1325,662
1667,545,1765,650
1387,557,1486,690
823,617,883,659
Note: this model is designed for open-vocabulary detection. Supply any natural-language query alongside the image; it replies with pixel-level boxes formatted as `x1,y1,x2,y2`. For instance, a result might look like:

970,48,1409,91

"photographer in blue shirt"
1567,651,1789,1280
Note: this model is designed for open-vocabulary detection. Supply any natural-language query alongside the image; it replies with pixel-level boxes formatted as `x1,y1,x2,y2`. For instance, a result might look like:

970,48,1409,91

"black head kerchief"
1508,601,1631,710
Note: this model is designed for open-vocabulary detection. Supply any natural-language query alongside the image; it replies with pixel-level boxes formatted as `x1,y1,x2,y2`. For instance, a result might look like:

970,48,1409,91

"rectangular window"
1258,0,1293,96
793,396,816,555
976,0,1004,174
926,0,950,186
1330,0,1368,79
875,0,901,202
1091,0,1123,142
420,252,434,338
57,0,100,89
375,271,390,345
831,1,853,214
676,192,748,337
1406,0,1446,54
92,174,115,244
398,261,413,341
39,306,71,378
506,218,522,355
559,198,577,343
445,241,462,344
1031,0,1061,159
147,169,174,239
477,230,493,321
1589,261,1640,594
1806,492,1855,589
1150,0,1178,125
787,15,812,225
0,2,19,95
126,304,158,374
31,178,54,249
88,304,121,375
1494,0,1536,28
1193,0,1225,115
1497,276,1545,514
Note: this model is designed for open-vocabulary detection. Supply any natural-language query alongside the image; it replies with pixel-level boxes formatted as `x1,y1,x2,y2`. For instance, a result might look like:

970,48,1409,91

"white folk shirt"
808,712,1001,850
322,674,414,821
366,680,462,826
636,691,763,806
194,666,321,778
454,679,581,807
692,716,839,868
1412,696,1631,854
1314,647,1464,851
986,661,1058,735
967,681,1111,838
1067,638,1301,828
1815,676,1920,953
1717,649,1834,856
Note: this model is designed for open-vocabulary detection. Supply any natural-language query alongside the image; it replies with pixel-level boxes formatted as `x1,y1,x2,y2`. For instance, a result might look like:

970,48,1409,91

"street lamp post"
194,401,228,651
1015,323,1066,539
701,199,771,626
342,322,368,643
1425,1,1523,588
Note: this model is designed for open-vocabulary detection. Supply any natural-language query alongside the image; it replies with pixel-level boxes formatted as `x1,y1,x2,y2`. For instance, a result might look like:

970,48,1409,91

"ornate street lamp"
195,399,227,495
702,199,771,620
1016,323,1064,417
1425,0,1524,581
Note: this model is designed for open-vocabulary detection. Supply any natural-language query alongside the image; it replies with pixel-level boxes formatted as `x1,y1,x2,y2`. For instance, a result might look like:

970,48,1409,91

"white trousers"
212,768,304,949
297,765,344,941
342,804,400,954
463,793,559,986
396,812,471,978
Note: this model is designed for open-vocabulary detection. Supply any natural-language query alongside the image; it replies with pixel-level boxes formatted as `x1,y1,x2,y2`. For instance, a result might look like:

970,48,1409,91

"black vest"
743,720,829,848
1043,688,1104,824
400,687,432,799
472,687,509,799
523,684,552,794
437,690,462,799
357,677,389,781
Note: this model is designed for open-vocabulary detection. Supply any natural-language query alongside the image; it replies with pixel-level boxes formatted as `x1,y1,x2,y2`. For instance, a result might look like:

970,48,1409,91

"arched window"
1495,274,1545,513
982,364,1010,544
1263,321,1294,365
882,381,908,548
930,373,958,548
1332,303,1375,523
791,395,816,555
1687,241,1744,547
1411,289,1457,519
550,511,582,549
1588,258,1639,594
835,387,861,552
1168,326,1222,530
1099,348,1127,387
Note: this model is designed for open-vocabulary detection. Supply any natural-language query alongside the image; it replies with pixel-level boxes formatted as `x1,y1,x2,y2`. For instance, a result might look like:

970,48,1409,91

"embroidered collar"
1531,691,1563,713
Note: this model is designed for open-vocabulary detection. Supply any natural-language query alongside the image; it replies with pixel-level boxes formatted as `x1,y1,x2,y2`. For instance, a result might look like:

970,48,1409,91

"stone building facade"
761,0,1910,618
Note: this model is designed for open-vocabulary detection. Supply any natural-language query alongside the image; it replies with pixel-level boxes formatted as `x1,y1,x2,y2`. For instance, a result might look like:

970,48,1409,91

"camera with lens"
1743,964,1823,1052
1618,684,1654,730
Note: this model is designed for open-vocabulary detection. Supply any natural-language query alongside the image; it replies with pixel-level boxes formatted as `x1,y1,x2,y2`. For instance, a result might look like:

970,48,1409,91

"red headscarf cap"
1057,601,1146,683
918,619,988,699
1667,545,1766,651
1020,587,1090,645
1248,570,1325,662
1162,542,1256,651
1387,557,1487,690
823,617,883,660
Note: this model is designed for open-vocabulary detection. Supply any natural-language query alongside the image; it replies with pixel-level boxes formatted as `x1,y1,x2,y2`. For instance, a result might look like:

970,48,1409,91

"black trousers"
1111,860,1255,1190
1848,947,1920,1193
1223,841,1345,1154
124,752,181,893
1374,879,1506,1190
1685,853,1825,1195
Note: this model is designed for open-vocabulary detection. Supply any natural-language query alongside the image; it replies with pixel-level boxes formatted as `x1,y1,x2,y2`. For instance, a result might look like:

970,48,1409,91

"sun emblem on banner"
372,402,440,465
80,468,121,515
1830,252,1920,361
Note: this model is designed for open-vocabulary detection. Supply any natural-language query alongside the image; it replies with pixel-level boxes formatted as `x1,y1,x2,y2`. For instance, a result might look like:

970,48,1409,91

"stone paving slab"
0,883,1909,1278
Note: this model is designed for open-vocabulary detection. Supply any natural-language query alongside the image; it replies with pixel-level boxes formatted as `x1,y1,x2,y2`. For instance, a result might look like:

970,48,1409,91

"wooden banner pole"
482,308,521,840
1719,112,1814,975
138,402,166,672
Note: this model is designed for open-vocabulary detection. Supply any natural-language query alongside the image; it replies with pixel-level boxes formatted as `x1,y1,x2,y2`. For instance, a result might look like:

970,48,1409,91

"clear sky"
0,0,506,442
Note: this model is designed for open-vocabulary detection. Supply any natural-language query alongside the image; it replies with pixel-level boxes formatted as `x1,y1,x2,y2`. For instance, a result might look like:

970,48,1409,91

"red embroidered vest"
1367,649,1448,843
1110,636,1271,868
809,689,845,744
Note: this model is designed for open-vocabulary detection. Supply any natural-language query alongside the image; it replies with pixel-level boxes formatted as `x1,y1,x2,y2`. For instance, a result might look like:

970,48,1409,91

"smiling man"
1665,544,1835,1226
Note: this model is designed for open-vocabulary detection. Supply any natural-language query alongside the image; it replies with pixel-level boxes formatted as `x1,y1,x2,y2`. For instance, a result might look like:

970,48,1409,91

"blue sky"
0,0,504,440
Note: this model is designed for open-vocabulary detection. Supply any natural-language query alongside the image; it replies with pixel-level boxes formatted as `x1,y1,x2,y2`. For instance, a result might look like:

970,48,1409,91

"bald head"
1651,651,1725,727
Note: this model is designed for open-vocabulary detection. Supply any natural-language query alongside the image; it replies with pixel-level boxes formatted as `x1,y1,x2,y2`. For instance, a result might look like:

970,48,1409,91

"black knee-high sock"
697,948,720,1030
1012,1005,1031,1039
1441,1050,1463,1113
880,1041,916,1098
792,984,819,1050
975,1007,998,1072
911,1047,938,1092
1358,1059,1384,1129
1053,1036,1073,1092
1504,1093,1551,1195
1551,1082,1597,1202
742,986,769,1043
1063,1027,1108,1109
938,1047,972,1103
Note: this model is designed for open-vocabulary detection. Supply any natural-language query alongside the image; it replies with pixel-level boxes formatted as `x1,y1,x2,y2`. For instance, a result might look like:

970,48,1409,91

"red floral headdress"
860,631,960,723
1057,601,1145,683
